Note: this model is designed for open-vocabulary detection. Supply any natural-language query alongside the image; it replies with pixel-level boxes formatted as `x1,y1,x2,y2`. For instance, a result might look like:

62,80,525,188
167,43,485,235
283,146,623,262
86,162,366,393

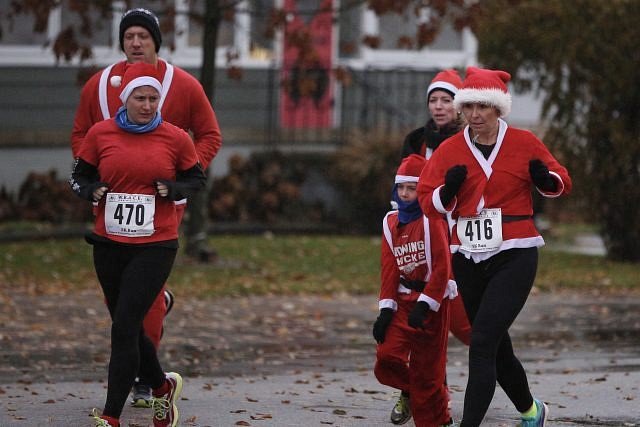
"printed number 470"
113,203,144,226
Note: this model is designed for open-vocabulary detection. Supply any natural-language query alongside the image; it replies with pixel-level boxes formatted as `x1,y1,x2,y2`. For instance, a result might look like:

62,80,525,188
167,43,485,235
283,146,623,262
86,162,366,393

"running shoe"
152,372,183,427
131,381,152,408
164,289,175,316
91,408,117,426
519,398,549,427
390,393,412,425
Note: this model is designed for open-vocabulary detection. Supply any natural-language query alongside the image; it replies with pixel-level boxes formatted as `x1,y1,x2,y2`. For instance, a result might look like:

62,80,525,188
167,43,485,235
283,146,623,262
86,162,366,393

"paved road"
1,291,639,426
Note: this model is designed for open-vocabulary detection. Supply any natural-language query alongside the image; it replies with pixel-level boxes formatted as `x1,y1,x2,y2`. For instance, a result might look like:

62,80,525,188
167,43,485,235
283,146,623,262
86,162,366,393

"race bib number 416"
456,208,503,252
104,193,155,237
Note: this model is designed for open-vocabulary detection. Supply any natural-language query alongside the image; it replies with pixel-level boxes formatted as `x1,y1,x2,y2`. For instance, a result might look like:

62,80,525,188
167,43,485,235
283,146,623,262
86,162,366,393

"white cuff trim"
417,294,440,312
379,299,397,311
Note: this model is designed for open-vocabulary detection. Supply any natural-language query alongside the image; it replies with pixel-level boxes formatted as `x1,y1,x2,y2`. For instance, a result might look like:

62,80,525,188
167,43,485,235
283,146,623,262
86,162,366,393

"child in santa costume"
373,154,457,427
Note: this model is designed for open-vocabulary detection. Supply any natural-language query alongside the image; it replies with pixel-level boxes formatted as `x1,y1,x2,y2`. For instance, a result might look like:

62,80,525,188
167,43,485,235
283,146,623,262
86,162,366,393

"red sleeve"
421,216,452,305
379,215,400,304
71,73,101,158
77,125,100,167
175,128,200,172
417,148,450,218
183,72,222,169
531,136,572,197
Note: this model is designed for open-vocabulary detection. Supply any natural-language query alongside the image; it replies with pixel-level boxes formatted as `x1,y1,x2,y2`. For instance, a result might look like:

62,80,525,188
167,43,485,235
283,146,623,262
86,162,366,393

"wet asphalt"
1,290,639,426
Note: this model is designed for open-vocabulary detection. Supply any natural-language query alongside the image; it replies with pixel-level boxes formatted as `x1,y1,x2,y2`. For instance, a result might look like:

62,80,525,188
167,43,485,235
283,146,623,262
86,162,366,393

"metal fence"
263,66,438,149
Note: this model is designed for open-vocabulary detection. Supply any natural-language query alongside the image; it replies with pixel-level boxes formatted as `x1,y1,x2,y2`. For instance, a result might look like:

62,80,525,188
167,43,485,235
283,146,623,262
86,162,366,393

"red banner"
280,0,334,129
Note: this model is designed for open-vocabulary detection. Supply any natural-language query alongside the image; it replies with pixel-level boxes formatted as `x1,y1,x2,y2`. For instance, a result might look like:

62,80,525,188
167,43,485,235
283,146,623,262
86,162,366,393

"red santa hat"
395,154,426,184
118,62,162,105
453,67,512,117
427,69,463,99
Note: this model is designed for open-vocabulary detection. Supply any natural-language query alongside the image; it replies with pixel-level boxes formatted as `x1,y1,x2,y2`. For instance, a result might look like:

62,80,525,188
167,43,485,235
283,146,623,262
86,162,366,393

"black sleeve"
69,158,106,201
400,127,425,159
157,162,207,201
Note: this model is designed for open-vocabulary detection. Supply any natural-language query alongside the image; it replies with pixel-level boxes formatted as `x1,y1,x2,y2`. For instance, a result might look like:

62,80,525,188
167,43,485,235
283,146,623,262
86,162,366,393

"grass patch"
0,233,637,297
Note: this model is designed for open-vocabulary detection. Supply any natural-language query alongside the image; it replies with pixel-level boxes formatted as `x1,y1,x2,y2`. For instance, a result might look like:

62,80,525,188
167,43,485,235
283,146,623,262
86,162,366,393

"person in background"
383,69,471,425
70,62,206,427
373,154,457,427
401,68,472,344
70,7,222,406
401,69,465,159
417,67,572,427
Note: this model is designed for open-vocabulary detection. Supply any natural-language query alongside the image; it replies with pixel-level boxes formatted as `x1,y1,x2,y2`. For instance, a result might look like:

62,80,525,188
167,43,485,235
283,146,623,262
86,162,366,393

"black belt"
399,277,425,292
502,215,532,223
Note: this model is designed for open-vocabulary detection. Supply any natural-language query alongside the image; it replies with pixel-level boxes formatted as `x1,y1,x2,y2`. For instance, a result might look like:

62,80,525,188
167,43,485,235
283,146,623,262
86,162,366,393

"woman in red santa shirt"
402,68,472,343
373,154,457,427
71,11,222,404
70,62,206,427
417,67,572,427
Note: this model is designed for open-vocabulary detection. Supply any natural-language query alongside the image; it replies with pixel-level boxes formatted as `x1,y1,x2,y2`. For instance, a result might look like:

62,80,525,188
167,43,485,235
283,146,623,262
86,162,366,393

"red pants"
374,298,451,427
138,203,187,349
449,294,471,346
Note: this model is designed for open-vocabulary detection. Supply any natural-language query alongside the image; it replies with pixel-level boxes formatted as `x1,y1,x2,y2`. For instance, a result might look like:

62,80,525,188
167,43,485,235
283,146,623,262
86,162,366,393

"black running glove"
408,301,431,329
439,165,467,207
372,308,394,344
373,308,393,344
529,159,557,192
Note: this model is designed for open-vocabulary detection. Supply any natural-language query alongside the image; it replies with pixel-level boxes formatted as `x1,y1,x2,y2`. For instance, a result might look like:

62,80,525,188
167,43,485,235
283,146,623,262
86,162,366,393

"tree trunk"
183,0,222,260
200,0,221,102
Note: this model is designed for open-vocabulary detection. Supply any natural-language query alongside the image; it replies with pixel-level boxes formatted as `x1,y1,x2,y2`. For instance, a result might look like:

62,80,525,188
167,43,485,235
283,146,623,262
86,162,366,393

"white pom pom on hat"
453,67,512,117
110,75,122,88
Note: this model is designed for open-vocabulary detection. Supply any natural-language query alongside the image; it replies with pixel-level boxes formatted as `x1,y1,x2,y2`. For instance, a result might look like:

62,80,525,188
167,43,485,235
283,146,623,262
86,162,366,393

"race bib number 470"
456,208,503,252
104,193,155,237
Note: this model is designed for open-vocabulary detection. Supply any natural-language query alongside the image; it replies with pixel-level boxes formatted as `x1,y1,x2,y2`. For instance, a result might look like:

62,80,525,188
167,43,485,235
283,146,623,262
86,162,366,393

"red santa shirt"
78,119,199,244
379,211,455,313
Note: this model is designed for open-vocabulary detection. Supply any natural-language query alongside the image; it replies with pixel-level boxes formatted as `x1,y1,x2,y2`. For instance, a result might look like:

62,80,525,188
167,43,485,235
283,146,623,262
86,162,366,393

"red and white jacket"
71,59,221,170
417,119,572,261
379,211,457,313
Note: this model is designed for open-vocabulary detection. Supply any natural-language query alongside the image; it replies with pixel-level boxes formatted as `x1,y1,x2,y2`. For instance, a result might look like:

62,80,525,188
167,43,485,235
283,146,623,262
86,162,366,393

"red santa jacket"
417,119,572,257
71,59,221,169
379,211,455,312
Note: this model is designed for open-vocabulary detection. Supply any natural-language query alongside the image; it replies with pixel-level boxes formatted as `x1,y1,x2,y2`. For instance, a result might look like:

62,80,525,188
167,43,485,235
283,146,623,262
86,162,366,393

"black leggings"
454,247,538,427
92,242,177,418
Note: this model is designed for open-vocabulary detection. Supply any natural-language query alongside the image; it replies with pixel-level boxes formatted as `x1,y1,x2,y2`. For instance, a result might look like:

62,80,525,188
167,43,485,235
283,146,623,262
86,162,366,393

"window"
377,10,462,51
187,0,234,47
0,0,48,45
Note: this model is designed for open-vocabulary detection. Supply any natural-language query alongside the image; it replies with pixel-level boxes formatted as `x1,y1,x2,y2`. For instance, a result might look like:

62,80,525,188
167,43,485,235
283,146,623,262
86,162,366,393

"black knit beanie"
119,8,162,53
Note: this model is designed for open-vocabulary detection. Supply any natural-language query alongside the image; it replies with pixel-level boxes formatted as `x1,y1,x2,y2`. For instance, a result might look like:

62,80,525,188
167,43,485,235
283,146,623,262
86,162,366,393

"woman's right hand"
92,183,109,202
440,164,467,206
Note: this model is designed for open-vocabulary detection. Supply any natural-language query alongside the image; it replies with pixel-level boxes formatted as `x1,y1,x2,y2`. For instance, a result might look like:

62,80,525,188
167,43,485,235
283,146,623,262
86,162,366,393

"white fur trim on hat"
427,81,459,98
119,76,162,104
453,88,512,117
395,174,419,184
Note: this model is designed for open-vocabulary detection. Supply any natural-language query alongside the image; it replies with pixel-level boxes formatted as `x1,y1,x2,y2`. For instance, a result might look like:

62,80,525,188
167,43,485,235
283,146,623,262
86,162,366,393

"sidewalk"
1,361,639,426
1,292,639,426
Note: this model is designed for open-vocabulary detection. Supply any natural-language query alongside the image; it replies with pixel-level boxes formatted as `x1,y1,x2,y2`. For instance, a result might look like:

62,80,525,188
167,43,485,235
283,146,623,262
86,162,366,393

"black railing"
263,66,438,149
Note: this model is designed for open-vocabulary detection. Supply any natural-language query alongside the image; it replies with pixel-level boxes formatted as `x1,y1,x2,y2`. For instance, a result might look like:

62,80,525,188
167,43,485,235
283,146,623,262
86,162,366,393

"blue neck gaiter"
115,106,162,133
392,187,423,224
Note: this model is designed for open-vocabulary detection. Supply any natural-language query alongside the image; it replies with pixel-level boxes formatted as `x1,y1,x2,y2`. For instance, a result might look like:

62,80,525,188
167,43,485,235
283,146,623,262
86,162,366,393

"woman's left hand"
155,181,169,197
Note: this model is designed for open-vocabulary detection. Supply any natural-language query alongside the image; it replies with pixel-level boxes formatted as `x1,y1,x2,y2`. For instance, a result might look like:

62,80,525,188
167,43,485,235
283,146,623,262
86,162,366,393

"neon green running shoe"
390,393,412,425
519,399,549,427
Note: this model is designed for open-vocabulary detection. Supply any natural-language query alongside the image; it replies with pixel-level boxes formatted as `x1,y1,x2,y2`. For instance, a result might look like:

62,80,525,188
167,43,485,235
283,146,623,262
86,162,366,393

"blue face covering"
392,186,423,224
115,106,163,133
